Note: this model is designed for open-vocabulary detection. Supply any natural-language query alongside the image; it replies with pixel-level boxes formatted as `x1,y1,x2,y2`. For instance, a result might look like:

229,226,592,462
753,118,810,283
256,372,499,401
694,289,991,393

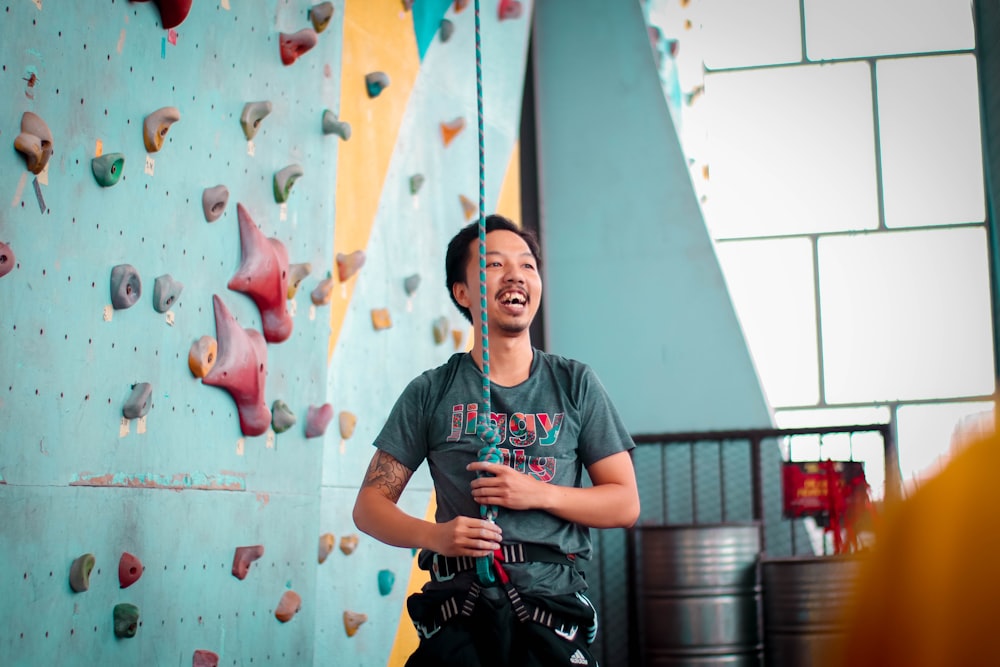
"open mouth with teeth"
497,290,528,313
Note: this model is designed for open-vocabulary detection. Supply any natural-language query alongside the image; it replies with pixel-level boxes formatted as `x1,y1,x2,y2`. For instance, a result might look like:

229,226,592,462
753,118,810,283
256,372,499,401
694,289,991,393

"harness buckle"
431,553,455,582
431,553,455,581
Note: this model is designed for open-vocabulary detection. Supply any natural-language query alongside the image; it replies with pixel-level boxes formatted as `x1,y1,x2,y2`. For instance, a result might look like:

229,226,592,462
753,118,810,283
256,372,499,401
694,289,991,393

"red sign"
782,459,866,519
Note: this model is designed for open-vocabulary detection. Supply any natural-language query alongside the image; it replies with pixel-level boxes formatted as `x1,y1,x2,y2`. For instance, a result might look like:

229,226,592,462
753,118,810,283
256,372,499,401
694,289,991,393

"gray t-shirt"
373,349,634,596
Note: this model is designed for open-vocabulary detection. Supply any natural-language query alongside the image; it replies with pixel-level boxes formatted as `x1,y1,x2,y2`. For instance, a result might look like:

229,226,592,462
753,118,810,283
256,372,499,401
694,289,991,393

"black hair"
445,214,541,323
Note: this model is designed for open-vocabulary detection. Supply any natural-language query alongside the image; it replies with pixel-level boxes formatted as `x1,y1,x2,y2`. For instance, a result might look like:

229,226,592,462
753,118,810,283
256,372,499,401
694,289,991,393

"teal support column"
532,5,786,665
533,0,771,433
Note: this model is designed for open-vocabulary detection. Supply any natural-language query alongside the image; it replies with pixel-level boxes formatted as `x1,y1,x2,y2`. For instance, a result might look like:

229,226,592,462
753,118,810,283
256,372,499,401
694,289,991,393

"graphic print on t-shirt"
446,402,564,482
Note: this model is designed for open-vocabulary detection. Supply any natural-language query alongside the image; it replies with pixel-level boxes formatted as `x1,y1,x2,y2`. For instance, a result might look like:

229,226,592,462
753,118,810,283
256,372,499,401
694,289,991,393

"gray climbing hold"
321,110,351,141
110,264,142,310
404,274,421,296
123,382,153,420
440,19,455,42
272,400,297,434
202,184,229,222
152,274,183,313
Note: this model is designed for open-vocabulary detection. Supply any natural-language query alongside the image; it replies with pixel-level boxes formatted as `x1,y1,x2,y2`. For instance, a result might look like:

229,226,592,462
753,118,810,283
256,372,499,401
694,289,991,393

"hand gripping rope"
472,0,503,586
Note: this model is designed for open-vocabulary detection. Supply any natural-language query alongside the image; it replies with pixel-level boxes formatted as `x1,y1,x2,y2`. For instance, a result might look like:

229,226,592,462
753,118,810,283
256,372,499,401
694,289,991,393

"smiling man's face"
455,229,542,336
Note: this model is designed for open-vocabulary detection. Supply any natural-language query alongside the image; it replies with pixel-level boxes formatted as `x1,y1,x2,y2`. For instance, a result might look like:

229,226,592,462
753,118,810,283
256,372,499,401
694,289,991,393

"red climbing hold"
118,552,143,589
280,29,319,66
498,0,522,20
202,295,271,437
305,403,334,438
193,650,219,667
232,545,265,580
228,203,292,344
132,0,193,29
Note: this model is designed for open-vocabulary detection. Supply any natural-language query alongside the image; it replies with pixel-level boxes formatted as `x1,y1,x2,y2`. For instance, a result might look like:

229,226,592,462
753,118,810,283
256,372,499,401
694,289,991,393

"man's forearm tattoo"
361,450,411,502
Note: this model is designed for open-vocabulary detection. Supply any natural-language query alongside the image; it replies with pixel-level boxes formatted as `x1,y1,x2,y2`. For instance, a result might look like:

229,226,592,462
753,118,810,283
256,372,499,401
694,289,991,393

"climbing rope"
472,0,502,585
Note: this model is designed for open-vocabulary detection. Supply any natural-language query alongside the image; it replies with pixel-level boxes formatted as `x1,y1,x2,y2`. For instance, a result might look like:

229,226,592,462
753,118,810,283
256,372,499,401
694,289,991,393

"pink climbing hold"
305,403,334,438
192,650,219,667
232,545,265,580
343,610,368,637
202,295,271,437
311,276,335,306
498,0,523,20
0,241,14,278
280,29,318,66
275,590,302,623
336,250,366,282
227,203,293,344
118,552,143,589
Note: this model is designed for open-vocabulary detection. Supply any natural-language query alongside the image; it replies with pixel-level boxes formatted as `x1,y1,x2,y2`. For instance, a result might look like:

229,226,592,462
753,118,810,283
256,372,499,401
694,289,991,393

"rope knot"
475,420,501,451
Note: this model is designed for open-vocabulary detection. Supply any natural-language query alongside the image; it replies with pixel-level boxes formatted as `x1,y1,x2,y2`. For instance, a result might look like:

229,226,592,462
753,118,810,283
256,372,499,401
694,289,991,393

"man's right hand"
431,516,503,557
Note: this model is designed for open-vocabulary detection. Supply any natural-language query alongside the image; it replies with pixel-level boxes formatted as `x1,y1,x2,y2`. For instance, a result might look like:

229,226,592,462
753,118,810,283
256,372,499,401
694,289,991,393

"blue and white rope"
473,0,501,585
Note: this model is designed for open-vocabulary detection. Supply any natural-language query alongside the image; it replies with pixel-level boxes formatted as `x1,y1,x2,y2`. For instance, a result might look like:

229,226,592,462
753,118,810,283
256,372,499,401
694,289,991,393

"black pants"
405,586,599,667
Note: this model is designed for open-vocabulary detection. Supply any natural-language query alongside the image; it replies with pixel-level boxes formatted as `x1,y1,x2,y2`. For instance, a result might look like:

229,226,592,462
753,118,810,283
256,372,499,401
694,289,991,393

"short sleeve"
372,374,432,472
577,365,635,466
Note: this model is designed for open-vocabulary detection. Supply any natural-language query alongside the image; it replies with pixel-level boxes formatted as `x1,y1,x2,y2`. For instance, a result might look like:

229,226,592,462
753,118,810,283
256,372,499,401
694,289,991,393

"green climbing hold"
377,569,395,596
113,603,140,638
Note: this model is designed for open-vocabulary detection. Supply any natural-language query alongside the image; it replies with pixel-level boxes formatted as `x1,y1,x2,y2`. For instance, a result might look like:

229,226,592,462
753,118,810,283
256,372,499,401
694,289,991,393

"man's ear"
452,281,471,309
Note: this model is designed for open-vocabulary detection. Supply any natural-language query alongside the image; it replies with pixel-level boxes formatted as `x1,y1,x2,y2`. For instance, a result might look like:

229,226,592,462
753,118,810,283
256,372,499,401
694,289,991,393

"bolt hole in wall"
644,0,995,500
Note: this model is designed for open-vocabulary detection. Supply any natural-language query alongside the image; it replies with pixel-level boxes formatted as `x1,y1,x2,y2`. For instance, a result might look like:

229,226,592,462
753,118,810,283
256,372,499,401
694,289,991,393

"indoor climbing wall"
317,1,533,664
1,0,343,664
1,1,534,666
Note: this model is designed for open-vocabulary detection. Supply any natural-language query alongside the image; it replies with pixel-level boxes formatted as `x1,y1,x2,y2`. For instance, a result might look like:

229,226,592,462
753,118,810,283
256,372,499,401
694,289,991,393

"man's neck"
470,334,533,387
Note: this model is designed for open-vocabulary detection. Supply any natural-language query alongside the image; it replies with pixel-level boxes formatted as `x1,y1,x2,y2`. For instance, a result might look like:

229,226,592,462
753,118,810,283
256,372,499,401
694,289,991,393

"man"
353,214,639,666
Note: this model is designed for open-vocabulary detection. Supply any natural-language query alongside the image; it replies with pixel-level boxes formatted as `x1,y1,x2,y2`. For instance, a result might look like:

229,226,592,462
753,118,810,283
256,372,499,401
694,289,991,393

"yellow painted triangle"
329,4,421,361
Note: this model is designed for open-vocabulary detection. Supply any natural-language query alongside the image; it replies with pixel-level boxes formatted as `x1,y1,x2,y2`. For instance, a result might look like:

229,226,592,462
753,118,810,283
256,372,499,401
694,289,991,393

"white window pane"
896,401,996,492
716,238,819,406
696,0,803,70
819,227,996,403
774,406,891,428
703,62,879,238
804,0,974,60
878,55,986,228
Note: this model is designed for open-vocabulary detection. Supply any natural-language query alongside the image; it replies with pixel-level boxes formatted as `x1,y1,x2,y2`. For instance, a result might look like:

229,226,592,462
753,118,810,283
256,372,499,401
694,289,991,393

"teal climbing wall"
317,2,533,664
0,2,534,666
1,0,338,664
1,1,790,666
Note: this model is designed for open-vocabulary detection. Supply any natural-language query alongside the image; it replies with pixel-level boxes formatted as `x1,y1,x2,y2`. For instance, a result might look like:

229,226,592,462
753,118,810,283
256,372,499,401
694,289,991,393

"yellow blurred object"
371,308,392,331
828,427,1000,667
